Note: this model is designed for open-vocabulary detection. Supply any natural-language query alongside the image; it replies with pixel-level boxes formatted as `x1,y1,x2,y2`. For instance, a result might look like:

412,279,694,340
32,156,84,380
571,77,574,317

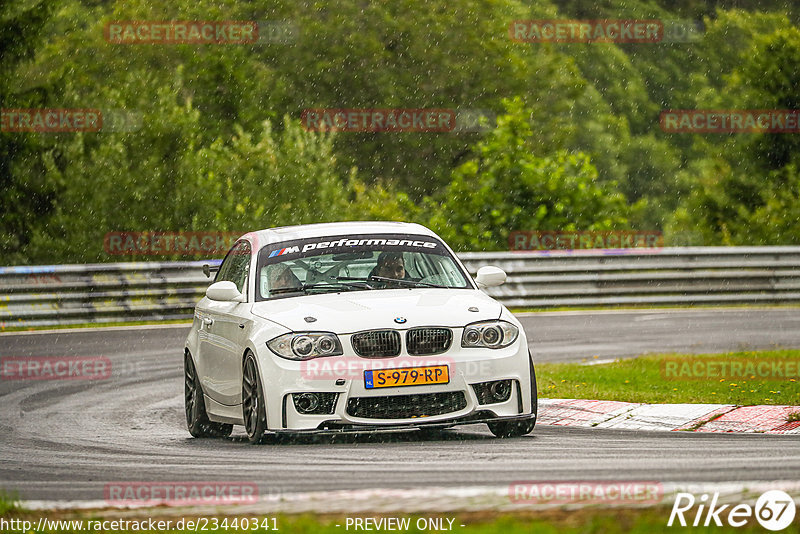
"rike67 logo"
669,490,796,531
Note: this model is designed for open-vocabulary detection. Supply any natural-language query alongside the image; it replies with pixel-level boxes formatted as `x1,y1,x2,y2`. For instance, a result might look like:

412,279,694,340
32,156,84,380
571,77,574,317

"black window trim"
215,239,251,301
254,233,473,302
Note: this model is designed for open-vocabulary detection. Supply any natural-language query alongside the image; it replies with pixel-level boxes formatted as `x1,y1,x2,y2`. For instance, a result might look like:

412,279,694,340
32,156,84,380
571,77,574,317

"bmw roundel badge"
394,317,407,324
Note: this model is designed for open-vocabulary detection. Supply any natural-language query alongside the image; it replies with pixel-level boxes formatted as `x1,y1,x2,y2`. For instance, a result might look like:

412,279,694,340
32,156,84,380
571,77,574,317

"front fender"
184,309,202,357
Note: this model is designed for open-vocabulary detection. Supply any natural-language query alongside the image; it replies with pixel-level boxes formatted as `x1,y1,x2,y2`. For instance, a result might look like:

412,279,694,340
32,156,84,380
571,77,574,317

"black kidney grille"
351,330,401,357
346,392,467,419
406,328,452,355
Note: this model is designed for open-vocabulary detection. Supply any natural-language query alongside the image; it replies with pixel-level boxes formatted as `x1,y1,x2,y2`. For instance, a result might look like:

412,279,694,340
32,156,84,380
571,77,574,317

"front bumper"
257,333,534,431
274,413,536,435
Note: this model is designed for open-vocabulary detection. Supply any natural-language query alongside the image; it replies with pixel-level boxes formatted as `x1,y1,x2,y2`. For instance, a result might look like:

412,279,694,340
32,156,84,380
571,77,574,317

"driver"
369,252,407,287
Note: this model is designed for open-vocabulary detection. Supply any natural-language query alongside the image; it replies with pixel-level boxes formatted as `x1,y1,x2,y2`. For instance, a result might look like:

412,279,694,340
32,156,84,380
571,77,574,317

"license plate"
364,365,449,389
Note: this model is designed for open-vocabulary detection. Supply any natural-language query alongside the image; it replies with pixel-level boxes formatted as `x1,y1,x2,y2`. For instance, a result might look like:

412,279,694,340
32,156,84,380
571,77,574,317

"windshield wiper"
332,276,376,289
269,277,442,297
269,287,306,295
270,280,373,297
368,276,447,288
335,276,446,289
306,280,374,291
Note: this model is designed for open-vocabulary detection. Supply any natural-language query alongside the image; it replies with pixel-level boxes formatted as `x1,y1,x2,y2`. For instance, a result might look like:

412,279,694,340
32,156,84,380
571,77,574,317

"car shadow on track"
260,426,499,446
185,424,527,446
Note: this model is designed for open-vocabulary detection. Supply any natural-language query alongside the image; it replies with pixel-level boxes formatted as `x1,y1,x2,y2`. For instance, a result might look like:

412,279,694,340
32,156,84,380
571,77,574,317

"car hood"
250,288,503,333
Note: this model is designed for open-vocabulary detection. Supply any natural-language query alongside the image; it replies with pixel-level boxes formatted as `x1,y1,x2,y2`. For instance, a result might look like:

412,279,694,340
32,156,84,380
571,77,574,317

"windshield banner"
259,234,447,265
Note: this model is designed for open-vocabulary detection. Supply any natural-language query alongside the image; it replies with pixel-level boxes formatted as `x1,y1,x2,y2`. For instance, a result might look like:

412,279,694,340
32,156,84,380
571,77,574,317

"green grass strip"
537,349,800,406
0,508,779,534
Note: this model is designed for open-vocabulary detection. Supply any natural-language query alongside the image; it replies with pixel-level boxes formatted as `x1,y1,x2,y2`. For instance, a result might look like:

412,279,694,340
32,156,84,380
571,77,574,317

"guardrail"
2,247,800,328
0,261,216,328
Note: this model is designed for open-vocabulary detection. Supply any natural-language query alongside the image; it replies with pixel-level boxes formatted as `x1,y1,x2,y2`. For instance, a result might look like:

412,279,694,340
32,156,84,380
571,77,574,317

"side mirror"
206,281,245,302
475,266,506,289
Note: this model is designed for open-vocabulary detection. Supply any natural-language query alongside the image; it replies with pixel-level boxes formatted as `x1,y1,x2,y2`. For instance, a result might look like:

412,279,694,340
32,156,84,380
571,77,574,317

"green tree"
668,23,800,245
429,98,629,251
26,80,397,262
0,0,58,264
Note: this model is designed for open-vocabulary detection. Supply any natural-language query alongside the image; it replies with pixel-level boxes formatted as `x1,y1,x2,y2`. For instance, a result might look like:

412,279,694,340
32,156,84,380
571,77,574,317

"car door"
197,240,252,406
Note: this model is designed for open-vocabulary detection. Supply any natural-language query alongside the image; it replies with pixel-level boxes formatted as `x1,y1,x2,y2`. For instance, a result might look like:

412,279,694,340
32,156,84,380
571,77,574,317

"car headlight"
461,320,519,349
267,332,343,360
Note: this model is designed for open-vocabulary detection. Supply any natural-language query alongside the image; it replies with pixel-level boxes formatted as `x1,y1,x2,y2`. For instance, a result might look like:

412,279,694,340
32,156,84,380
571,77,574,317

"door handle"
238,324,245,329
203,317,214,328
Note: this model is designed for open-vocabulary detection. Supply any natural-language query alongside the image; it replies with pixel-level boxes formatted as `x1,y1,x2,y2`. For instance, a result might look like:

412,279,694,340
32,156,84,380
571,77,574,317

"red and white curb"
538,399,800,434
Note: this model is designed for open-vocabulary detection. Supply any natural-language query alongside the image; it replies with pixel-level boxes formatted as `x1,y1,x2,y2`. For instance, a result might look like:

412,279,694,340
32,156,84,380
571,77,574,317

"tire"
184,353,233,438
488,354,537,438
242,352,268,444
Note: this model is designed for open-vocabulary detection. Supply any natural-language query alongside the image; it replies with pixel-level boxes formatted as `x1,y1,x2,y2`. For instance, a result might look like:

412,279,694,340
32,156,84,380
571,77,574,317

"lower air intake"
346,391,467,419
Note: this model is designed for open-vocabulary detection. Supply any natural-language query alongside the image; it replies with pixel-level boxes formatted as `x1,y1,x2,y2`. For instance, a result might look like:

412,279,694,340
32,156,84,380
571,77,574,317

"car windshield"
256,233,471,300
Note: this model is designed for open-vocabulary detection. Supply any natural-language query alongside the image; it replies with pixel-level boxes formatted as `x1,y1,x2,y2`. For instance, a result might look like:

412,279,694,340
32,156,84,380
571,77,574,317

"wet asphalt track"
1,308,799,502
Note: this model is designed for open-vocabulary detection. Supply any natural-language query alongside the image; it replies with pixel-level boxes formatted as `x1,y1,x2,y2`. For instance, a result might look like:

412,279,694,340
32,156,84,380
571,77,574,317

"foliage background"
2,0,799,262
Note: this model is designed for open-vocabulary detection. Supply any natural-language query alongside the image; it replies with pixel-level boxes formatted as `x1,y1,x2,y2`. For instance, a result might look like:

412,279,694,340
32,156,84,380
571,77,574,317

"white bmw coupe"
184,221,537,443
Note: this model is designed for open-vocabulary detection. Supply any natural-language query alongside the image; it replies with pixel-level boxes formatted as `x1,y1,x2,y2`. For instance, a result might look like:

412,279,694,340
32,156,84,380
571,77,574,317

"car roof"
241,221,440,249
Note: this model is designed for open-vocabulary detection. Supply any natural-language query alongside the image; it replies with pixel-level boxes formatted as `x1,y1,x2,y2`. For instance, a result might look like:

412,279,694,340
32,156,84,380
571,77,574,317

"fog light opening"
473,379,513,405
294,392,320,414
490,380,511,401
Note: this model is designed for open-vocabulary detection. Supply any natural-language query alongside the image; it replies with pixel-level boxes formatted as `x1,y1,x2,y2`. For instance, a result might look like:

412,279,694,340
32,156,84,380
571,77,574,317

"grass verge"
536,349,800,405
0,491,21,515
0,508,778,534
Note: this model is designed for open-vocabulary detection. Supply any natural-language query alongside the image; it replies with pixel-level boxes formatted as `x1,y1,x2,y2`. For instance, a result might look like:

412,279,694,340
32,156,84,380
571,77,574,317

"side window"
215,241,251,297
